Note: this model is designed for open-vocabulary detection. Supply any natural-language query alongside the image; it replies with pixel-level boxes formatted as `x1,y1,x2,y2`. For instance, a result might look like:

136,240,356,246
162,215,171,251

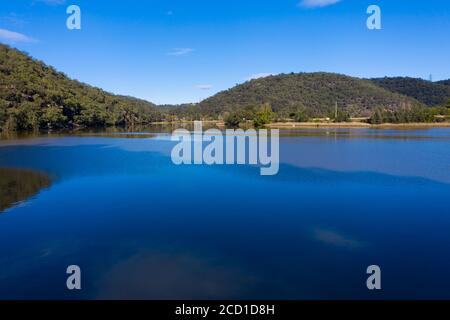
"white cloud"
246,73,274,81
168,48,195,56
195,84,213,90
299,0,340,8
0,28,36,43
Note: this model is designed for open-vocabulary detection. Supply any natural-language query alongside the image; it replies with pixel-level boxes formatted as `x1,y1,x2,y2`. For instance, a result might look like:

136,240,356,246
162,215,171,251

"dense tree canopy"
370,77,450,106
197,72,422,119
0,44,163,131
437,80,450,87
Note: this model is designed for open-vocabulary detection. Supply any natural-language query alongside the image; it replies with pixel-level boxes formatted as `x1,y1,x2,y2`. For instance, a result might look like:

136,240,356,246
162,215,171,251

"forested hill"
0,44,162,131
437,79,450,87
197,73,420,118
369,77,450,107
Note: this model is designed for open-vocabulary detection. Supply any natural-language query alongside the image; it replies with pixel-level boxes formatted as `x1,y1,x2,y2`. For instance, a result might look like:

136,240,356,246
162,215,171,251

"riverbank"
266,121,450,129
163,120,450,129
145,120,450,129
2,121,450,139
145,119,450,129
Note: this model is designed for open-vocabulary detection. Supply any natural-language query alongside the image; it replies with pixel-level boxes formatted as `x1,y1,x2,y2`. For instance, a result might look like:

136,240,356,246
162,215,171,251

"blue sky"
0,0,449,104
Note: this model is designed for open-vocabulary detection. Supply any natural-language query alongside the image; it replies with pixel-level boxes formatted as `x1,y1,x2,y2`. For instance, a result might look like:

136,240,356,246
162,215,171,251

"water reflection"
311,227,366,249
0,168,51,212
0,129,450,299
96,250,258,300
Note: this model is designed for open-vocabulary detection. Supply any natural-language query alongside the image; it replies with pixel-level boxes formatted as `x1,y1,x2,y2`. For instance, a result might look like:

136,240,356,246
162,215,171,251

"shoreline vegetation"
1,43,450,134
151,120,450,129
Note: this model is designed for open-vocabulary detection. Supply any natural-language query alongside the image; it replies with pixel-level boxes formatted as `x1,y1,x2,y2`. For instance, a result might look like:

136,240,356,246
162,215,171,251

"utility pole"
335,101,338,120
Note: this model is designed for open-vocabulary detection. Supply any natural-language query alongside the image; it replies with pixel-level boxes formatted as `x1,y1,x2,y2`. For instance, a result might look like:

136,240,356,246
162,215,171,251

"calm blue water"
0,128,450,299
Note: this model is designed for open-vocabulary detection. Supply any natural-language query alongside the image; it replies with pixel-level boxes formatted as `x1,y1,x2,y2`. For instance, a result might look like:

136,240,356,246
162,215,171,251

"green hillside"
0,44,162,131
197,72,421,118
437,79,450,87
370,77,450,106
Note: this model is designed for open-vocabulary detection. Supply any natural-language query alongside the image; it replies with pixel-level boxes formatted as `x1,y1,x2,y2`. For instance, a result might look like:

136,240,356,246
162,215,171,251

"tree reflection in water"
0,168,51,212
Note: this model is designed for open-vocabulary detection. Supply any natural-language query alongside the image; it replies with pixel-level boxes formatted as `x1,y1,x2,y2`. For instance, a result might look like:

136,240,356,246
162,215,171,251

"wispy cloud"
195,84,213,90
0,28,36,43
299,0,341,8
168,48,195,56
246,73,274,81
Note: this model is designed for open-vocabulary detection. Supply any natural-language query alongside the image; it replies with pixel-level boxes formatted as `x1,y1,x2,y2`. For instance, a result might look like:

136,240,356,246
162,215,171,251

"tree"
369,105,434,124
369,108,383,124
74,105,108,127
41,106,67,129
0,100,7,130
444,99,450,109
290,107,310,122
253,103,274,127
330,107,350,122
224,112,242,128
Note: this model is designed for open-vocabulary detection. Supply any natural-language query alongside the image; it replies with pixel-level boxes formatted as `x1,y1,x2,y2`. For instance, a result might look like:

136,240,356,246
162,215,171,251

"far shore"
266,121,450,129
148,120,450,129
2,121,450,139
